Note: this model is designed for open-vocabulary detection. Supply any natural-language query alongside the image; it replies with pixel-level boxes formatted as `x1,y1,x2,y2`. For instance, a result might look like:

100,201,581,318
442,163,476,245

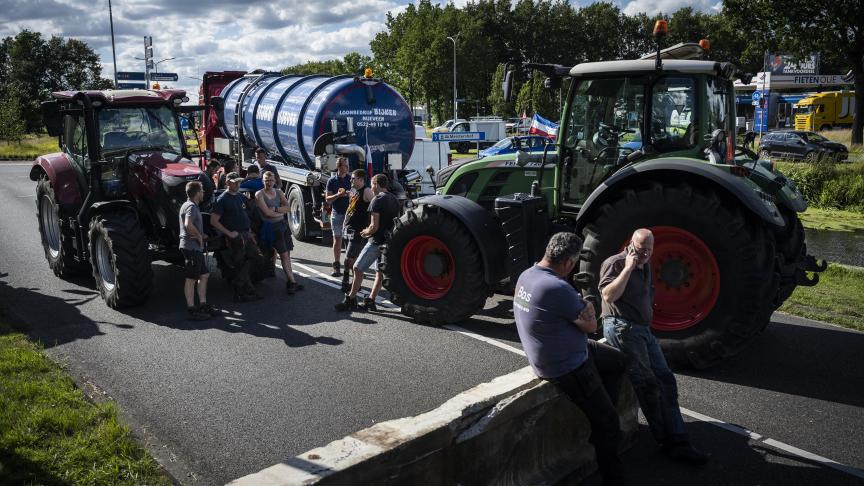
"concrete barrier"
229,366,638,486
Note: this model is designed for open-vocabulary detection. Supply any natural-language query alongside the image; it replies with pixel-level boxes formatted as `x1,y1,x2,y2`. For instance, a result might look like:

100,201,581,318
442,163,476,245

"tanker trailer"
205,69,420,241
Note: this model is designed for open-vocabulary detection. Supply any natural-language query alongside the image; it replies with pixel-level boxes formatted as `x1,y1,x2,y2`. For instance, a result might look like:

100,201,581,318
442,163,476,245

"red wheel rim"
625,226,721,332
400,236,456,300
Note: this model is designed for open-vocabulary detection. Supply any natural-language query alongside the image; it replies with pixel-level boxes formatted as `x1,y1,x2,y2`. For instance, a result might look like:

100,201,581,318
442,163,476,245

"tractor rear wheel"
578,182,776,369
88,212,153,308
36,176,86,278
382,206,488,324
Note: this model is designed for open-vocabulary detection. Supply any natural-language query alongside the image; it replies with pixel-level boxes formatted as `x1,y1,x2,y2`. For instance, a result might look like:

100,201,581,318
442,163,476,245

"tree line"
2,0,862,144
0,30,112,141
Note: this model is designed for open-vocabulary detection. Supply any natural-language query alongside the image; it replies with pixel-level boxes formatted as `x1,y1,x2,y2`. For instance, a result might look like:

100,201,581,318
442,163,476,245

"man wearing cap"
210,172,263,301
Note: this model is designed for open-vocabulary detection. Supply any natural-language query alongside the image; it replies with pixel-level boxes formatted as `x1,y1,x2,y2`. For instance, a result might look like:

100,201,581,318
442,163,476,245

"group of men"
180,148,400,320
514,230,709,486
324,156,400,312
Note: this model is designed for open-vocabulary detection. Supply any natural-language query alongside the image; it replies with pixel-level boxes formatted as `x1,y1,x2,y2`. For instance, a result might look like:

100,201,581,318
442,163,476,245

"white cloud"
621,0,720,16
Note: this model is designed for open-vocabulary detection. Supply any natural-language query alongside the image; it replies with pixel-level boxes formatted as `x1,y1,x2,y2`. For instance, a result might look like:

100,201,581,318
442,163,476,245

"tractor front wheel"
578,182,776,369
89,212,153,308
36,176,86,278
382,206,488,324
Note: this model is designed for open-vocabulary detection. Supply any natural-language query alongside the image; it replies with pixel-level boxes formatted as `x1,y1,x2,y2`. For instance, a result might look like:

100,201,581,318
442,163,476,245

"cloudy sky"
1,0,720,96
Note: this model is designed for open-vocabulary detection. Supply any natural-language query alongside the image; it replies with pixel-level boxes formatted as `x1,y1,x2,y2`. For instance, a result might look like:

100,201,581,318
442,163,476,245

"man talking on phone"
514,232,628,486
599,228,709,465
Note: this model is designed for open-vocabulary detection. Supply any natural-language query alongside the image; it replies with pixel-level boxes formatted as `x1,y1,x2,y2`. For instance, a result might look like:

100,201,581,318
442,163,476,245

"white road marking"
0,162,32,166
679,407,762,440
761,438,864,480
17,195,32,198
290,261,398,309
443,324,526,356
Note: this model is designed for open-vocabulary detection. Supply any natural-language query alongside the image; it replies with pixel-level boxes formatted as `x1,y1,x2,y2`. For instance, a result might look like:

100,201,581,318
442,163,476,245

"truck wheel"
578,182,776,369
36,176,86,278
88,212,153,308
456,142,470,154
287,186,315,241
381,206,488,324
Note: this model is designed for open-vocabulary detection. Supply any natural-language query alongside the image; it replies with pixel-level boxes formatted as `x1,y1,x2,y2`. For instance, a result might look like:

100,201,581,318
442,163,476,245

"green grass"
799,207,864,232
0,319,170,485
0,134,60,159
779,263,864,331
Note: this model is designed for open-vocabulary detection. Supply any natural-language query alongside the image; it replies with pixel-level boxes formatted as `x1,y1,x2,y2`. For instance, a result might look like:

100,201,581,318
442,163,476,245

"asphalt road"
1,161,862,485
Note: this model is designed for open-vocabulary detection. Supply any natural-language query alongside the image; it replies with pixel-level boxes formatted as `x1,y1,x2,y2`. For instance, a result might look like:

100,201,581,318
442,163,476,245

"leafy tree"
724,0,864,144
0,30,112,132
281,52,372,77
0,90,25,143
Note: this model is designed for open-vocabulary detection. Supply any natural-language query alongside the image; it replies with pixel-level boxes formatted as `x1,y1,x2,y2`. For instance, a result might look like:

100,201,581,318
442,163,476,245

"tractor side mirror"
515,149,530,167
425,165,435,176
42,101,63,137
502,67,515,103
211,96,225,126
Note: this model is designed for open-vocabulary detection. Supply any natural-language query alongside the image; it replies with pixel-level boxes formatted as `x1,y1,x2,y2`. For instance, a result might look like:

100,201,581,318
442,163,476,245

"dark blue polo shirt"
212,191,251,232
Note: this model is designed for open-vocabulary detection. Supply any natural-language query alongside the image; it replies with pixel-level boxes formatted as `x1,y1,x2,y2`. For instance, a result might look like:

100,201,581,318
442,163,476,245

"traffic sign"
751,91,762,101
117,71,145,81
432,131,484,142
150,72,178,82
117,82,145,89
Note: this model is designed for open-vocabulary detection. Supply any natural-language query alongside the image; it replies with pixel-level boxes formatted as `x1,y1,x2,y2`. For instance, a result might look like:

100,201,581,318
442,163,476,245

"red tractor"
32,89,214,307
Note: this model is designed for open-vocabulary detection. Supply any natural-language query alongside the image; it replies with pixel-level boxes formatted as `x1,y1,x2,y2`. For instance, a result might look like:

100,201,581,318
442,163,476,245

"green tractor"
380,41,826,368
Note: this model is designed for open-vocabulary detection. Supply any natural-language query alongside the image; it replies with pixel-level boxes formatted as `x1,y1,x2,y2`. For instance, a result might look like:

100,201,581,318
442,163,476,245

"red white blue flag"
529,114,558,139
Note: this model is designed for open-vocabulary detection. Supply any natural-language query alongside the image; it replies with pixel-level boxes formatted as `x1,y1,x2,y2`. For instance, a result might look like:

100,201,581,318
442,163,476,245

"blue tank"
219,73,415,172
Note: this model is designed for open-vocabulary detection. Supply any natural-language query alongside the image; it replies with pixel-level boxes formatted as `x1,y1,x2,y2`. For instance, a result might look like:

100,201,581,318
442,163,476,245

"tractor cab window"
64,114,90,171
97,106,184,154
562,76,646,204
707,76,734,148
650,77,697,152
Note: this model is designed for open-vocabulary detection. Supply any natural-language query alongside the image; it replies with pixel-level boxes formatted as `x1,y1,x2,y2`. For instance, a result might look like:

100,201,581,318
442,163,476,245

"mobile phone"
627,243,636,255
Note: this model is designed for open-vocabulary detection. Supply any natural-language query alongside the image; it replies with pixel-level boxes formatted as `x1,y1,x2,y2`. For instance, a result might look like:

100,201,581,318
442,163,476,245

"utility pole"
447,34,460,121
143,37,153,89
109,0,117,87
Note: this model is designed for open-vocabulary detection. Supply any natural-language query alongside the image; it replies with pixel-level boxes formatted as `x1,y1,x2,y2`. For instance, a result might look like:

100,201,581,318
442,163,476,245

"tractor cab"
558,59,738,209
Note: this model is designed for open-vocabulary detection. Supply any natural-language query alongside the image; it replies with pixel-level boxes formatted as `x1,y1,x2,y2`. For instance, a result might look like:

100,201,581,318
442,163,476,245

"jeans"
603,316,688,445
550,340,627,483
354,241,380,273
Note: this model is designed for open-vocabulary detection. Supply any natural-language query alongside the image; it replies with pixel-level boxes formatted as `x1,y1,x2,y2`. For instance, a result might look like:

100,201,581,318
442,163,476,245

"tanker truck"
199,69,421,241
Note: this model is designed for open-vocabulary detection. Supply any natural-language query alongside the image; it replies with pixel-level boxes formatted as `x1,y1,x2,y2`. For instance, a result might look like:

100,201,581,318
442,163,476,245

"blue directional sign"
150,73,179,82
751,91,762,101
117,71,146,81
117,82,145,89
432,131,485,142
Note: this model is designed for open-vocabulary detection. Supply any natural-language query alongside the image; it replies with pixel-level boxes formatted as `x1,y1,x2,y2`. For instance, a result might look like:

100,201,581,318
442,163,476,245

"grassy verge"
779,263,864,331
0,134,59,159
799,206,864,232
0,319,170,485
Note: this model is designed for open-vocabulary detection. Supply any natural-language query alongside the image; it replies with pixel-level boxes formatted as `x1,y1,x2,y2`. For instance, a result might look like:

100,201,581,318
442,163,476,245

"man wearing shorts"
339,169,374,293
325,157,351,276
335,173,399,312
179,181,217,320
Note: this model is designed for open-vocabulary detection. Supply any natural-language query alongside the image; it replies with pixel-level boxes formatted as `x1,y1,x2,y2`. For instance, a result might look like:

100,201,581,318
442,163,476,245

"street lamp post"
153,57,175,73
447,34,459,122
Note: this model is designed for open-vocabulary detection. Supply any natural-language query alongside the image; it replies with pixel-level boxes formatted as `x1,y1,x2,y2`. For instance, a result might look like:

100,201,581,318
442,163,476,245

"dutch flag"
529,114,559,140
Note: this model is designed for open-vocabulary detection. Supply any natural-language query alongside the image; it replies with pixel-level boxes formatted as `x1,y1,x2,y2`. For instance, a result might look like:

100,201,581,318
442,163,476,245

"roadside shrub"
776,161,864,211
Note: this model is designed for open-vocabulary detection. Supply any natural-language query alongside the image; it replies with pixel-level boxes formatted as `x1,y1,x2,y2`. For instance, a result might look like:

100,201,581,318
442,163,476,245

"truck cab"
793,91,856,131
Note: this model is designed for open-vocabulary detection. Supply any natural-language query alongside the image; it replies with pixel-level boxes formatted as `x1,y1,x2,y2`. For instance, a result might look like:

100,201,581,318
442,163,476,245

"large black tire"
771,207,806,307
577,181,777,369
88,212,153,308
287,185,316,241
36,176,87,278
381,205,489,324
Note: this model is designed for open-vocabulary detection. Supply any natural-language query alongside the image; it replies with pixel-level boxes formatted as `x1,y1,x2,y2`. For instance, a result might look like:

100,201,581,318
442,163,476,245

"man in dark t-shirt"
335,173,399,312
599,228,708,465
324,157,351,276
514,232,627,486
339,169,374,293
210,172,261,301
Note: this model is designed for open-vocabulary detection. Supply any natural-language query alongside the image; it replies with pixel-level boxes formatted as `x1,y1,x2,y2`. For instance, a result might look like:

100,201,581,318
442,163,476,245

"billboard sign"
765,54,820,75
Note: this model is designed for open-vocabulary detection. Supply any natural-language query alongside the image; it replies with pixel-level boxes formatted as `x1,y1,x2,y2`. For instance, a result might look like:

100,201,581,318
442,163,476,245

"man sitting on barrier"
210,172,263,302
513,232,628,486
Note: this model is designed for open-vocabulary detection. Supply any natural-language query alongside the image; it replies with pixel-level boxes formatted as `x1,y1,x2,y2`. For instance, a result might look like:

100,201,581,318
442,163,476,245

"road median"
230,366,638,485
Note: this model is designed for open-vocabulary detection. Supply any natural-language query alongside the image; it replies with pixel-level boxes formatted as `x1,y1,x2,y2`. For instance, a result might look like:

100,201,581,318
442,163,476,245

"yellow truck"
793,91,856,131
